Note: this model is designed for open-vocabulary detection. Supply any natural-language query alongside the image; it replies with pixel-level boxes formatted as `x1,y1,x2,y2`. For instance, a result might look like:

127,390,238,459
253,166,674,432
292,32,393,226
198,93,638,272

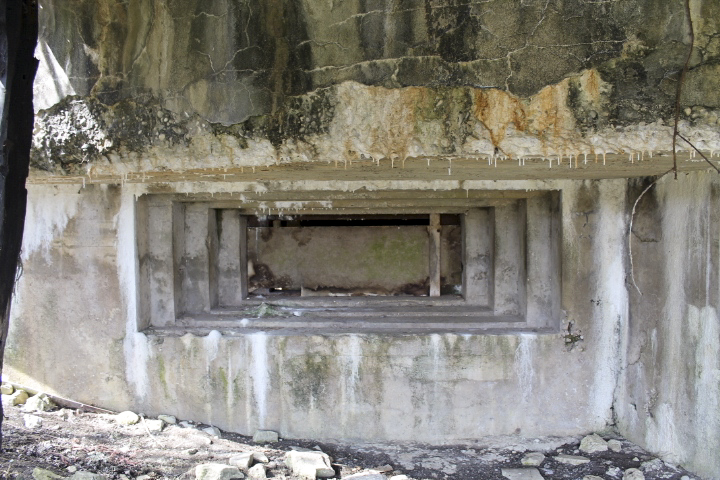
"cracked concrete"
13,2,720,480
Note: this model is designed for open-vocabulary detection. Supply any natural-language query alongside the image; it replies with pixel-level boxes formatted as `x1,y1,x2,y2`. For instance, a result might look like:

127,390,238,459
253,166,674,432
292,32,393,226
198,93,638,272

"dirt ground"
0,399,702,480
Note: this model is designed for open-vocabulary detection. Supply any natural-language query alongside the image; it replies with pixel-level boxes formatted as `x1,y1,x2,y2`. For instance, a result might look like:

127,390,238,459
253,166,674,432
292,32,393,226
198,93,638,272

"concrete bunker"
4,0,720,478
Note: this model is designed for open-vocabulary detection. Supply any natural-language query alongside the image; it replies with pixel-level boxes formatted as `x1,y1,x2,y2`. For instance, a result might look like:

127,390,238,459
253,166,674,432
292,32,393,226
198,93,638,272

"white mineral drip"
514,334,536,403
249,332,270,428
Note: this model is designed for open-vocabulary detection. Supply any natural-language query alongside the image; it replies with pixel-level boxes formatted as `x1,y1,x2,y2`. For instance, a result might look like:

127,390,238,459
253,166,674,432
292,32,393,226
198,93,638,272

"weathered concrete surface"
10,1,720,479
7,177,624,440
29,0,720,180
8,173,720,479
615,172,720,479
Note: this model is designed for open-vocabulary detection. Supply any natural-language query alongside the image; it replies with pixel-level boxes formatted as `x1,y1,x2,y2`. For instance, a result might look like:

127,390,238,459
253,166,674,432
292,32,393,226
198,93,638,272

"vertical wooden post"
429,213,441,297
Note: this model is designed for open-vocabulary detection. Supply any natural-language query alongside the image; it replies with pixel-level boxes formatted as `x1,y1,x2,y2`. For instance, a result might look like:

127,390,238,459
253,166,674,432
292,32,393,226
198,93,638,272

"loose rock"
580,434,608,453
583,476,604,480
554,454,590,465
252,452,269,464
158,414,177,424
24,393,56,412
115,411,140,425
501,467,545,480
247,464,266,480
229,452,254,471
203,426,222,438
195,463,245,480
521,452,545,466
32,467,63,480
389,476,409,480
252,430,279,443
69,472,108,480
343,473,387,480
640,458,664,472
0,382,14,395
145,419,164,432
608,439,622,452
284,450,335,479
623,468,645,480
24,414,43,429
6,389,29,406
374,465,393,473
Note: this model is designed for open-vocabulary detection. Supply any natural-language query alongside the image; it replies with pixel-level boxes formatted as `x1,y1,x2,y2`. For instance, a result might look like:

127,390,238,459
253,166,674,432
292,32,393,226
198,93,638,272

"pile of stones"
1,382,700,480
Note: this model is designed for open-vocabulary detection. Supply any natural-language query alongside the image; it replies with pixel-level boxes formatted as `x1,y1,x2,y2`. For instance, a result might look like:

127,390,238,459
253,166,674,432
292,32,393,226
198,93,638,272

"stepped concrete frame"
5,0,720,477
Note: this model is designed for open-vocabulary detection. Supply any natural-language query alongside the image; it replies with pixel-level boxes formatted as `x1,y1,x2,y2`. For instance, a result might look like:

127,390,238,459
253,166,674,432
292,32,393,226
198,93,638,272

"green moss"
286,354,332,409
217,367,229,393
156,355,170,398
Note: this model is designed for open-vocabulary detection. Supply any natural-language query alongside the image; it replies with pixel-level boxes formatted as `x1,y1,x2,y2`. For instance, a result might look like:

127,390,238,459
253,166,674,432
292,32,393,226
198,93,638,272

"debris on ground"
0,391,702,479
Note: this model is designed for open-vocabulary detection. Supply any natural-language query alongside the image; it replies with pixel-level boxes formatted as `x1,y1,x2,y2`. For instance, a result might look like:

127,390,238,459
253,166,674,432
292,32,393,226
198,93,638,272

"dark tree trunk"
0,0,38,449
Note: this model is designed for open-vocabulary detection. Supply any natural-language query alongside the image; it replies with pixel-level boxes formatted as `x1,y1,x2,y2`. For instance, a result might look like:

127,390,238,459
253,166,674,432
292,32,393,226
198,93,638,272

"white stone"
501,468,545,480
0,383,14,395
640,459,663,471
344,473,386,480
145,419,164,432
252,430,278,443
6,389,29,406
115,411,140,425
247,464,266,480
24,414,43,429
607,439,622,452
32,467,63,480
583,476,604,480
67,466,78,473
69,472,108,480
252,452,269,463
389,476,409,480
623,469,645,480
284,450,335,479
179,420,194,428
195,464,245,480
229,452,254,470
521,452,545,466
580,434,608,453
607,466,622,477
158,414,177,424
24,393,55,412
374,465,393,473
203,426,222,437
554,454,590,465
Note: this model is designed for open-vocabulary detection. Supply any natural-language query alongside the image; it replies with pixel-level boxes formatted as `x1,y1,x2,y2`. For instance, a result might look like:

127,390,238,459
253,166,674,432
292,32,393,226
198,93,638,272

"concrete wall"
7,172,720,477
615,172,720,479
7,178,626,440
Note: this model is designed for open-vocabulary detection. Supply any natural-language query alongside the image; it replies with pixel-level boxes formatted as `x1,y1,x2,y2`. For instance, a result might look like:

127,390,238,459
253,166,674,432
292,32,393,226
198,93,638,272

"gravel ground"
0,398,703,480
